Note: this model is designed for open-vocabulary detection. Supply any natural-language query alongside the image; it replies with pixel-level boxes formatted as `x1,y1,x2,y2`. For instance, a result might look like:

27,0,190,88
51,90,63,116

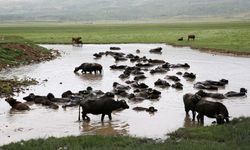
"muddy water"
0,44,249,145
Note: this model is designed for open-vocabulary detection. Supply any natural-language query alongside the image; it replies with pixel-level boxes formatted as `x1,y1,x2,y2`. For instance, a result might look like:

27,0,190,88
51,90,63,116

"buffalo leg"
197,113,201,123
82,113,86,120
86,115,90,121
108,113,112,120
192,110,196,121
101,114,105,122
185,107,189,115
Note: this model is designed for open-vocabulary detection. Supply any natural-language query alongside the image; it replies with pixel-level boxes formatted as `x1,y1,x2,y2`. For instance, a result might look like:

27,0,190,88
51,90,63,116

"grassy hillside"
1,117,250,150
0,22,250,55
0,36,55,69
0,0,250,22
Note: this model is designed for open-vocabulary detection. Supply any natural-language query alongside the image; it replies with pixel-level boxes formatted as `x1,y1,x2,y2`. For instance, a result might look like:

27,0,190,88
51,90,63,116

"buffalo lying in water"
5,98,30,111
225,88,247,97
23,93,59,109
195,90,226,99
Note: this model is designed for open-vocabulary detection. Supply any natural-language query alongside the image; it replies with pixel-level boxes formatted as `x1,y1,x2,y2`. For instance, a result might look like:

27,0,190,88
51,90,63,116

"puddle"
0,44,249,145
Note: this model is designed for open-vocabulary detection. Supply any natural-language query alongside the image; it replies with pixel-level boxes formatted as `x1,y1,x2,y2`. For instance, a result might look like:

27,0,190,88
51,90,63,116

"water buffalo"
110,47,121,50
154,79,170,88
183,72,196,80
80,98,129,121
5,98,30,111
170,63,190,69
149,47,162,53
148,59,165,64
74,63,102,74
196,90,225,99
165,75,180,82
131,82,149,89
194,83,218,90
133,106,157,113
72,37,83,46
110,65,127,70
114,56,128,62
172,82,183,90
183,93,202,121
23,93,59,109
225,88,247,97
47,93,71,103
178,37,184,41
150,67,169,74
134,75,147,81
196,100,229,124
188,35,195,41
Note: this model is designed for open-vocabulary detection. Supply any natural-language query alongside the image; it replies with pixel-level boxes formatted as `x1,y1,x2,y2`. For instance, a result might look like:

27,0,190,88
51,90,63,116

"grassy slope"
0,22,250,54
2,117,250,150
0,36,51,69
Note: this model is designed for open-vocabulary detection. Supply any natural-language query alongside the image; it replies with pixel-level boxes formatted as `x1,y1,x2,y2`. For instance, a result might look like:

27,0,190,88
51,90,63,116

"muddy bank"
0,36,59,70
0,77,38,98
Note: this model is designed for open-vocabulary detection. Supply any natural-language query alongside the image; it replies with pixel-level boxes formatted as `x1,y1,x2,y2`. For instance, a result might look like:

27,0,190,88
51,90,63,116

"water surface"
0,44,249,145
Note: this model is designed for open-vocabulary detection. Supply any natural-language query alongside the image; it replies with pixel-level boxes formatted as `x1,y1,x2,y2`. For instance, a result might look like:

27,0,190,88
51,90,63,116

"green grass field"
2,117,250,150
0,21,250,54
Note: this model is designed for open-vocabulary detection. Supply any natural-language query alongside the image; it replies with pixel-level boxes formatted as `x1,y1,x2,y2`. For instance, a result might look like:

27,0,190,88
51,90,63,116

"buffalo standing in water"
79,98,129,122
74,63,102,74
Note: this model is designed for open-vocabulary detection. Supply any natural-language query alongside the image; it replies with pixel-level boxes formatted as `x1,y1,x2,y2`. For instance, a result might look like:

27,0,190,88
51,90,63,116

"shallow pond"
0,44,249,145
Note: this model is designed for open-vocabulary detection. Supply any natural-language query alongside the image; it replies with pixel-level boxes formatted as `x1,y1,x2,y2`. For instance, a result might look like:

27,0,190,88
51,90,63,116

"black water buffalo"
5,98,30,111
74,63,102,74
196,100,229,124
183,93,202,121
114,56,128,62
135,88,161,99
72,37,83,46
110,65,127,70
131,82,149,89
23,93,59,109
225,88,247,97
127,93,145,102
194,83,218,90
196,90,225,99
170,63,190,69
148,59,165,64
133,106,157,113
188,35,195,41
47,93,71,103
165,75,180,82
150,67,169,74
183,72,196,80
134,75,147,81
178,37,184,41
154,79,170,88
93,52,105,58
172,82,183,90
80,98,129,121
110,47,121,50
149,47,162,53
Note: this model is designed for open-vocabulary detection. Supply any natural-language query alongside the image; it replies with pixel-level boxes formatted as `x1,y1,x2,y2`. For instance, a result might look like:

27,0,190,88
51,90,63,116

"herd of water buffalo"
5,46,247,125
